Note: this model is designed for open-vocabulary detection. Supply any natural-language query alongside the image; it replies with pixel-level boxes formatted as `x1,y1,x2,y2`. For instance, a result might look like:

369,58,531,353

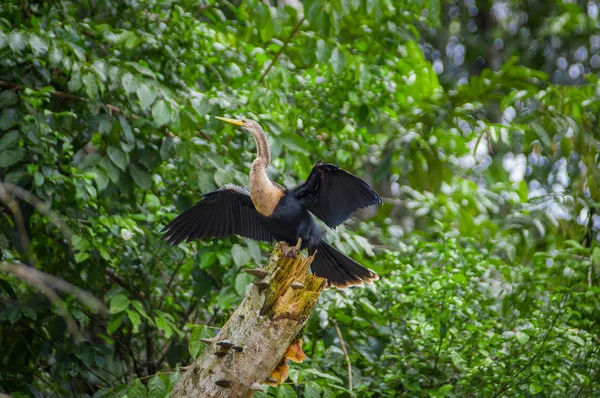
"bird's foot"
281,243,297,258
281,238,302,259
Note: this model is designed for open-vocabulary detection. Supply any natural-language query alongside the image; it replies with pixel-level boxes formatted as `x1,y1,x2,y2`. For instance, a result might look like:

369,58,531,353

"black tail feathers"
310,241,378,289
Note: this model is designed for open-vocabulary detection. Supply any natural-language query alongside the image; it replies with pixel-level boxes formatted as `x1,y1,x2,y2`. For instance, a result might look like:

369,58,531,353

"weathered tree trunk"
171,244,325,397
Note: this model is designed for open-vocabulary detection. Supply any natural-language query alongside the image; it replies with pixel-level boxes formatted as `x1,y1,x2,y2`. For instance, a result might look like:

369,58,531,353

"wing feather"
293,162,382,228
162,184,273,244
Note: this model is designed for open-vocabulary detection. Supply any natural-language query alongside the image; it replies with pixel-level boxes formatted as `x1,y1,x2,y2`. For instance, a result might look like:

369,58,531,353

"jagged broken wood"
171,243,325,397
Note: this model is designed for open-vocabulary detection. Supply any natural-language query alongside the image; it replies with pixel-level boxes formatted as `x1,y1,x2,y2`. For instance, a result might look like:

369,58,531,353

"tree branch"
258,17,305,84
0,182,73,241
104,268,146,302
171,244,325,397
0,80,140,120
332,319,353,392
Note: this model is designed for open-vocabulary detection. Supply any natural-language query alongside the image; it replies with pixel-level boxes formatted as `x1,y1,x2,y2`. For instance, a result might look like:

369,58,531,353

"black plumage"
163,185,272,244
162,118,382,289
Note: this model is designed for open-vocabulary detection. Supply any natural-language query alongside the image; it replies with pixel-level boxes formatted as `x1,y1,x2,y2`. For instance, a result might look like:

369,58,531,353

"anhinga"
162,117,382,288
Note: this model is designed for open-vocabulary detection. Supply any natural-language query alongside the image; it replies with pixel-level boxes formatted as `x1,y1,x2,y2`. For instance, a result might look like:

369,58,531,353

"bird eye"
242,119,247,123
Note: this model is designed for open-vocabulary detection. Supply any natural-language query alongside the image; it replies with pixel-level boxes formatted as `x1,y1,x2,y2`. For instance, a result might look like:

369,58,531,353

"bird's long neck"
251,128,270,167
249,127,281,216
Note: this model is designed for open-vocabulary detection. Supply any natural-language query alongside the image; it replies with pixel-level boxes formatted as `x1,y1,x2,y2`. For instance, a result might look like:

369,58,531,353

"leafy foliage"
1,0,599,397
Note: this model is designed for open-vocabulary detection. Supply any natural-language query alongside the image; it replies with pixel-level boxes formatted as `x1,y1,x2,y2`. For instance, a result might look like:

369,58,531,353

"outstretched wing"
162,184,273,245
292,161,382,229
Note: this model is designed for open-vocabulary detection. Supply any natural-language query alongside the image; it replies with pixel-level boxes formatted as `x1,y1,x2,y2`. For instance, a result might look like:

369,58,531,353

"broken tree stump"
171,243,326,397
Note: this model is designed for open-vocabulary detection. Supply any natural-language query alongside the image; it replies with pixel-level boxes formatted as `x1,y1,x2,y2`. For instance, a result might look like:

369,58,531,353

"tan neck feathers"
247,122,281,216
250,163,282,216
251,128,270,166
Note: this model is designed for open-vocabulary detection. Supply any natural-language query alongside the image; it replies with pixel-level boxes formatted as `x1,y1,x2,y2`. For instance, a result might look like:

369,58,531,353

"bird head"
214,116,262,135
215,116,270,164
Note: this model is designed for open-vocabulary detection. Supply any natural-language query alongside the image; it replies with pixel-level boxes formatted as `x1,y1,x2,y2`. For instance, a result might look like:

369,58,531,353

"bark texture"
171,244,325,397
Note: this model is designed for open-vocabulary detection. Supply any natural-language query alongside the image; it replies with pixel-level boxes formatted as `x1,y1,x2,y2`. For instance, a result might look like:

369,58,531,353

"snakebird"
162,117,382,288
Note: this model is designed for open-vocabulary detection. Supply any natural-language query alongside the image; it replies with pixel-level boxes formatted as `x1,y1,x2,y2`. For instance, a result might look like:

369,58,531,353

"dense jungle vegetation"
1,0,600,396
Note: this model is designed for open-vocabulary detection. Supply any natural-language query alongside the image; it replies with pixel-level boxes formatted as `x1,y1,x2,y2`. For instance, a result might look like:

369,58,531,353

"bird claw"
281,243,297,258
281,238,302,259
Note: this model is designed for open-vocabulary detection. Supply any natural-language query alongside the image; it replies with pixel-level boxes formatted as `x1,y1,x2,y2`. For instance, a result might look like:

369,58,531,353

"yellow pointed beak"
214,116,244,126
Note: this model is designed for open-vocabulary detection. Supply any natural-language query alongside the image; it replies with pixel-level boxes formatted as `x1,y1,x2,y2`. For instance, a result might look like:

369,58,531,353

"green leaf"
529,383,543,395
302,369,343,385
257,2,275,42
330,47,346,74
121,72,137,94
0,109,18,131
129,164,153,190
0,91,19,108
189,328,203,359
9,32,26,53
137,83,157,111
107,314,123,334
148,376,167,398
29,35,48,55
304,383,322,398
71,235,91,252
592,247,600,267
126,309,141,333
235,273,253,296
277,385,298,398
189,326,212,359
33,171,43,186
101,157,121,183
107,146,129,171
128,379,147,398
0,148,25,167
231,244,250,267
199,252,217,269
280,134,310,152
305,0,331,37
169,372,182,390
428,0,441,25
109,294,131,314
119,115,135,142
82,73,98,99
567,334,585,346
401,376,421,392
516,331,530,344
155,315,173,339
152,100,170,127
74,252,89,263
316,39,331,63
127,61,156,78
214,168,234,187
132,301,151,320
436,384,453,396
0,130,20,151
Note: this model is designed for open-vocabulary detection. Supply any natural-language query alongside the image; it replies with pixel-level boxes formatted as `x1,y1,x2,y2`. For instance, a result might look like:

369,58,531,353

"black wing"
292,161,382,229
162,184,273,245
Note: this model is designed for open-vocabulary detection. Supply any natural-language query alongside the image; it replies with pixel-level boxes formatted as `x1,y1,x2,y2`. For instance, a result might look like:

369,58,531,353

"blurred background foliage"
1,0,599,396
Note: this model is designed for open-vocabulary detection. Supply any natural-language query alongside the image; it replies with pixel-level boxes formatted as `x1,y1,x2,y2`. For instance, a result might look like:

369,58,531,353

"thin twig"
473,127,488,157
1,263,82,341
1,263,105,313
19,0,32,19
258,17,305,83
105,268,146,301
491,293,569,398
0,182,73,241
332,319,352,392
0,183,105,341
0,80,140,120
158,258,186,309
0,184,33,264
